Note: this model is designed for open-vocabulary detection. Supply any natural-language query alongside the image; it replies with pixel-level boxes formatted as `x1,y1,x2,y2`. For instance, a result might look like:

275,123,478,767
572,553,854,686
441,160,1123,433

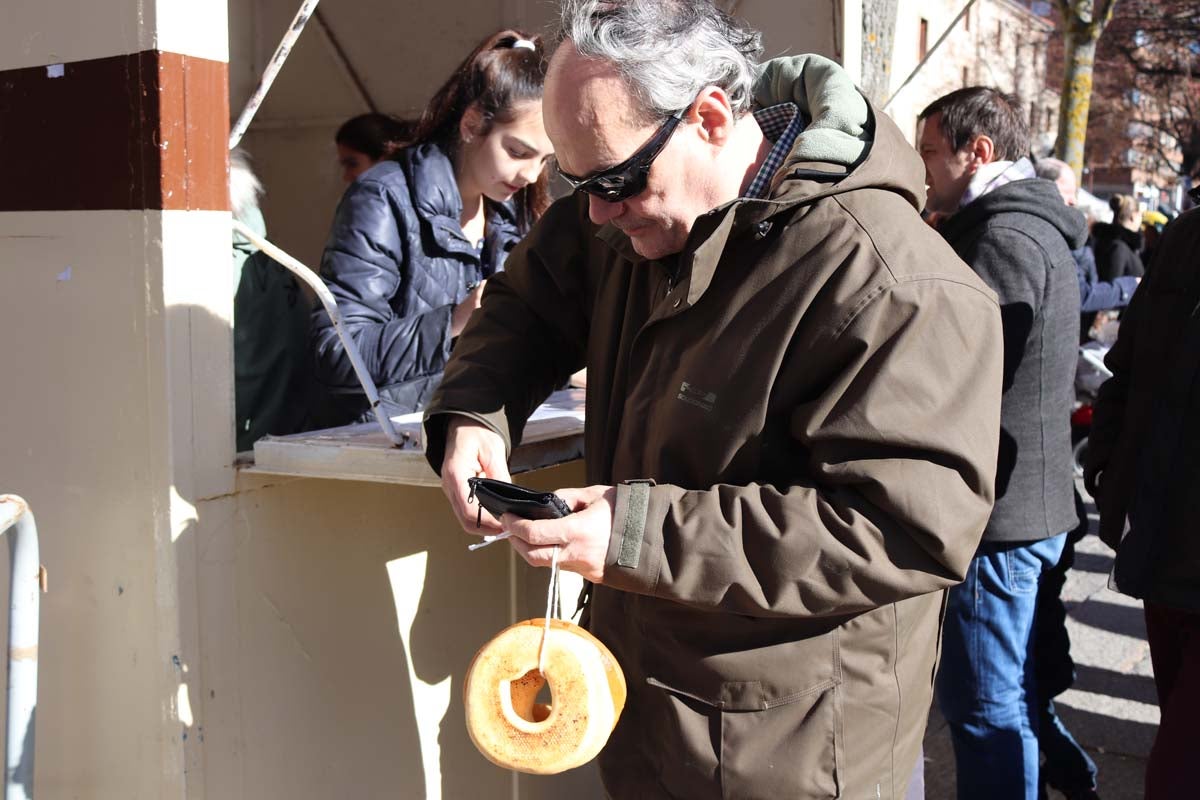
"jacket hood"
941,178,1088,250
751,55,928,213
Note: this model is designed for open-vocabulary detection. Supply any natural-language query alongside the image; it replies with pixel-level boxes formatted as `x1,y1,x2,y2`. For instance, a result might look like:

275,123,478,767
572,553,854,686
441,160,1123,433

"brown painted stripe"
0,51,229,212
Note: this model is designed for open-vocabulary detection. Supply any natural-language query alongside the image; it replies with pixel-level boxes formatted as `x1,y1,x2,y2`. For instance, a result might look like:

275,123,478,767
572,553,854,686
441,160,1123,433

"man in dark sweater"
918,88,1088,800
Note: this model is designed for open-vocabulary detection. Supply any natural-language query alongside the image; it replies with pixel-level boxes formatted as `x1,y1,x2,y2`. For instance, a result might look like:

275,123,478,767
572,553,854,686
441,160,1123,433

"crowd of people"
229,1,1196,798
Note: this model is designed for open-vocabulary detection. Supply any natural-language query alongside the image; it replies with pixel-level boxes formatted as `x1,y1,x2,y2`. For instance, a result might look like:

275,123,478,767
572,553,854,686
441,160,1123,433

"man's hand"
440,417,510,535
504,485,616,583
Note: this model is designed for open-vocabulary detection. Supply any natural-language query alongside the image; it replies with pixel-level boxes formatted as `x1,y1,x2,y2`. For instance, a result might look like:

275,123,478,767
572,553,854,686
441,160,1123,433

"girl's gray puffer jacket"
311,141,523,424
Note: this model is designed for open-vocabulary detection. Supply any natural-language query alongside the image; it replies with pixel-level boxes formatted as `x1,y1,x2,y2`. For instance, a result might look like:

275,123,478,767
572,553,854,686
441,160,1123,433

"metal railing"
0,496,43,800
231,221,405,446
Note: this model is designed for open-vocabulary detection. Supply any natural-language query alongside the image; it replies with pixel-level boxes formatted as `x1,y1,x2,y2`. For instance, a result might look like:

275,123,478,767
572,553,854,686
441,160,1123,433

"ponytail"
405,29,550,228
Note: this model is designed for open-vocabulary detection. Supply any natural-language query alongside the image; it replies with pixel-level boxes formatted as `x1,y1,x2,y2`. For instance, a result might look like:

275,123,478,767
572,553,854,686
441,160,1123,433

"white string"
537,546,561,675
467,531,512,551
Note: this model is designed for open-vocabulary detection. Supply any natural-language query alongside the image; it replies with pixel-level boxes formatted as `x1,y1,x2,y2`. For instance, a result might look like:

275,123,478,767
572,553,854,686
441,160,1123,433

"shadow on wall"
164,300,424,798
174,300,599,799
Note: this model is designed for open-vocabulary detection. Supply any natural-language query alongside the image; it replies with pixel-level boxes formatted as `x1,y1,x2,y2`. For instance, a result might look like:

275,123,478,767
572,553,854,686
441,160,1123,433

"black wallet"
466,477,571,525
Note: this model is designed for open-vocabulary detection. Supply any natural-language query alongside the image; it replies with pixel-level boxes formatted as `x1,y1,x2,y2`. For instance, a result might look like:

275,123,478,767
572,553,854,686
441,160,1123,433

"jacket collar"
593,195,787,308
402,142,523,260
404,142,463,222
681,199,785,306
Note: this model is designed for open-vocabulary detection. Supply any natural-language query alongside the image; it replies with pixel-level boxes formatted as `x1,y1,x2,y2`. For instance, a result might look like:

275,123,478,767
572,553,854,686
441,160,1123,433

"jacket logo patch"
677,381,717,412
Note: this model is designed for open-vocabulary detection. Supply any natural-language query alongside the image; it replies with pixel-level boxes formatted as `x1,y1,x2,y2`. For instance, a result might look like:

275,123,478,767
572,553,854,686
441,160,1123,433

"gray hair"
559,0,763,122
1034,157,1069,182
229,148,263,225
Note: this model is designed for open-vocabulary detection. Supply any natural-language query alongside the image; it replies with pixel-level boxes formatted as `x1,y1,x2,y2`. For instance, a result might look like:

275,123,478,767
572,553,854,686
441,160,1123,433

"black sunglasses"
558,108,686,202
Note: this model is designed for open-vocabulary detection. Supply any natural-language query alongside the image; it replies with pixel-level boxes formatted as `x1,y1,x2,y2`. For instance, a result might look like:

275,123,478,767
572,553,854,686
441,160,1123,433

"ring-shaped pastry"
464,618,626,774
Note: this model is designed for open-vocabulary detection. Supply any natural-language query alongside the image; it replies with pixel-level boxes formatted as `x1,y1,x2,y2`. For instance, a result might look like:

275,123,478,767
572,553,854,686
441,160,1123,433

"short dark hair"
919,86,1030,161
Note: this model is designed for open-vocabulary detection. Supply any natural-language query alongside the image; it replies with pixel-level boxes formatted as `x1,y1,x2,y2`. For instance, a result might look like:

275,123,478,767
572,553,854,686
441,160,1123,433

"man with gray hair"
426,2,1004,795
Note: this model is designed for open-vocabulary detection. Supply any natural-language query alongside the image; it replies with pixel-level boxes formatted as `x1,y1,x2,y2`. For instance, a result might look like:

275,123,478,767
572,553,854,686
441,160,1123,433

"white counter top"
242,389,585,486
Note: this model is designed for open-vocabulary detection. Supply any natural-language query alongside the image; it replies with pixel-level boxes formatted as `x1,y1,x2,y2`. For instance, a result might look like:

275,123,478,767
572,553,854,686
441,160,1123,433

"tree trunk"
1056,26,1098,176
1054,0,1117,180
861,0,899,106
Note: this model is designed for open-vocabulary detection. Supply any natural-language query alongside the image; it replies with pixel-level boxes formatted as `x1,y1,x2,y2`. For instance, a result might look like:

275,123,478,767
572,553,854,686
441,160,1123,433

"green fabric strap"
618,481,651,568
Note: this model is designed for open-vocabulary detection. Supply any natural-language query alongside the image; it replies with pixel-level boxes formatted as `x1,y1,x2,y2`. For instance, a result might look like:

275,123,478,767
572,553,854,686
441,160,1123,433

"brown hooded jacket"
425,56,1003,799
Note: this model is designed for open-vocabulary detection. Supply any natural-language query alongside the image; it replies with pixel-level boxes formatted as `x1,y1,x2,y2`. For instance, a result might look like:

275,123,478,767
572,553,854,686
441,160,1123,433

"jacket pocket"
644,672,842,800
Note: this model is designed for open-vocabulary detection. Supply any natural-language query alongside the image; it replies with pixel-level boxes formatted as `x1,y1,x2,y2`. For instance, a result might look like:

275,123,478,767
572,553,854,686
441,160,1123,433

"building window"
1030,102,1039,130
919,18,929,60
996,20,1004,47
962,66,970,87
965,7,971,31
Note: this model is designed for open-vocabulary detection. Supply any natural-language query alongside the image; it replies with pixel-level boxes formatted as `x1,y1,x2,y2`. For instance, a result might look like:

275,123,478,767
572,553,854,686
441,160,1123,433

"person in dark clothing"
919,87,1086,800
312,29,554,425
1035,159,1138,337
1029,155,1119,800
1092,194,1145,282
1139,209,1168,269
1086,206,1200,800
230,149,324,451
1075,241,1137,315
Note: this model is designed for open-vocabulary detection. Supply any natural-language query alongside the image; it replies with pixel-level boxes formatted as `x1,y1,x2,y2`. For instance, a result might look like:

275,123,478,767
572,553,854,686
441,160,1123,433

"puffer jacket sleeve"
1077,246,1137,313
603,276,1004,618
311,178,453,390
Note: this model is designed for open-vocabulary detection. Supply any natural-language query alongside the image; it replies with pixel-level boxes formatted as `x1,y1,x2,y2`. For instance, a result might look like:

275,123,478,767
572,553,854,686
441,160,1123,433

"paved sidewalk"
921,482,1158,800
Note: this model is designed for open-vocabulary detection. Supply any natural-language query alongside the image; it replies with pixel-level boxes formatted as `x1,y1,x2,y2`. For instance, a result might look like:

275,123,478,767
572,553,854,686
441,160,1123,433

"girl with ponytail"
313,30,554,423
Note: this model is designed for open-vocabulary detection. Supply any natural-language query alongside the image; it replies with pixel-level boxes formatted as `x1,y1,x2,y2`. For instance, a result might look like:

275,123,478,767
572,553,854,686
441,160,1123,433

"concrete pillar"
0,1,230,796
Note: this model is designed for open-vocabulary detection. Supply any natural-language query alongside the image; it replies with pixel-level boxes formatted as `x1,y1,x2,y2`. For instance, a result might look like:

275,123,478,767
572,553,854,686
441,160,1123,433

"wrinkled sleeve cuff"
421,408,512,476
603,480,664,595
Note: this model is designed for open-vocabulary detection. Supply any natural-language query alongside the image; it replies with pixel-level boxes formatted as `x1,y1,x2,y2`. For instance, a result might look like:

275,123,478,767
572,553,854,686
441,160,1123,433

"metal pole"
231,220,406,447
229,0,323,150
0,496,42,800
882,0,980,111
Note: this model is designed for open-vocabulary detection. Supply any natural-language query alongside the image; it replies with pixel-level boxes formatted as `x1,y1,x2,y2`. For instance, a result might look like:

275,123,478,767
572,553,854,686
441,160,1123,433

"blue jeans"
936,534,1068,800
